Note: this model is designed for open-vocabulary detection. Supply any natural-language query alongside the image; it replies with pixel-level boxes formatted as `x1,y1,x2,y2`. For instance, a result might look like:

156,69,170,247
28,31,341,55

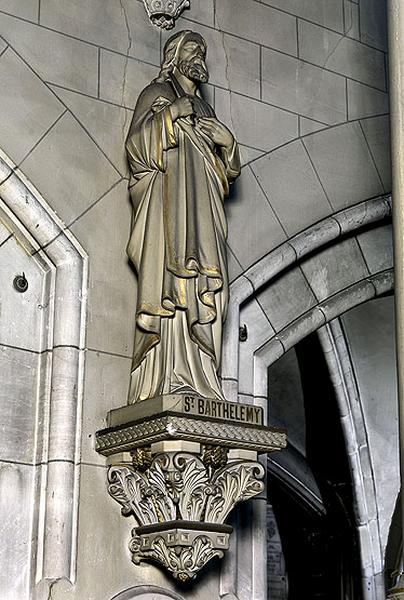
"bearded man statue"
126,30,241,403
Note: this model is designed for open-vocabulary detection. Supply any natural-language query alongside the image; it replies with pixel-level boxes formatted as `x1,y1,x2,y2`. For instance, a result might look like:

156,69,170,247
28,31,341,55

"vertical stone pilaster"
387,0,404,597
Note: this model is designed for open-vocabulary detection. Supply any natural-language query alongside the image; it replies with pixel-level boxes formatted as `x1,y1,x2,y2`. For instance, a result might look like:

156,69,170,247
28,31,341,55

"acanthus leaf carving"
174,453,211,521
107,451,265,579
130,533,224,582
205,461,266,524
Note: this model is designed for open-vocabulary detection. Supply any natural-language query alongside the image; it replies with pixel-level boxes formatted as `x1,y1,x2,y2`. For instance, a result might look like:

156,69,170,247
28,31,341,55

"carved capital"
107,451,265,579
97,398,285,581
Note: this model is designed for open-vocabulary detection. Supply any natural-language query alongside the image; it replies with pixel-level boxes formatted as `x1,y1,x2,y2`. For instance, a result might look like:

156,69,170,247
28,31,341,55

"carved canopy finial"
142,0,190,29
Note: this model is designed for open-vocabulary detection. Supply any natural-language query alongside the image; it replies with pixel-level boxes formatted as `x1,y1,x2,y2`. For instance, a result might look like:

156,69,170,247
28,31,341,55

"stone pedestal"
95,394,286,581
96,393,286,456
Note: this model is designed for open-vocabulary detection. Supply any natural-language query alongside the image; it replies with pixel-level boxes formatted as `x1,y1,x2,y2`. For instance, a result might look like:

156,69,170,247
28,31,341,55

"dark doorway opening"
267,332,363,600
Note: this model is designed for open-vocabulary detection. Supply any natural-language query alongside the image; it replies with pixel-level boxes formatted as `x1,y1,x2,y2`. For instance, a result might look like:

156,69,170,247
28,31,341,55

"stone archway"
318,318,389,599
222,194,392,401
219,194,393,600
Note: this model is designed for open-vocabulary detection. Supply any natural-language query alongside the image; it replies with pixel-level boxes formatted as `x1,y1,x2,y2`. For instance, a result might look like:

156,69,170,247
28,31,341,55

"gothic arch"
220,194,393,600
223,194,392,400
318,320,387,599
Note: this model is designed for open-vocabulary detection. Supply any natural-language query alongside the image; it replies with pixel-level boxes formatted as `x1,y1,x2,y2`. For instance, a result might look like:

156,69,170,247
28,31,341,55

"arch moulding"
0,148,88,593
220,194,392,600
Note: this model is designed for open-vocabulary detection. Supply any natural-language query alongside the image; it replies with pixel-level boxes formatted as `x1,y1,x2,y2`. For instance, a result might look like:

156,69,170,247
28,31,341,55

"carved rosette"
107,452,265,580
142,0,190,29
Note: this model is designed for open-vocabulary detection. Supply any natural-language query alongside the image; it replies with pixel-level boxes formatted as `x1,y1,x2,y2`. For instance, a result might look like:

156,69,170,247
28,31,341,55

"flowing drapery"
126,78,240,402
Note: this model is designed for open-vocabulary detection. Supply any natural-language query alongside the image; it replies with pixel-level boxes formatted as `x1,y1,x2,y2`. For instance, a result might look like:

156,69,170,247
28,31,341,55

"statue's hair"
155,30,207,83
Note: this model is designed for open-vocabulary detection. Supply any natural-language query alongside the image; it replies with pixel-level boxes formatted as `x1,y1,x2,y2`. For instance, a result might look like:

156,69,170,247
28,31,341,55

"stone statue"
101,47,282,577
126,30,241,403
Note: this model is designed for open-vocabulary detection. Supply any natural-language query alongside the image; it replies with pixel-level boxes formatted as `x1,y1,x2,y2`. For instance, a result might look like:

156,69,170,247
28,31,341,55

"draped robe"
126,75,240,403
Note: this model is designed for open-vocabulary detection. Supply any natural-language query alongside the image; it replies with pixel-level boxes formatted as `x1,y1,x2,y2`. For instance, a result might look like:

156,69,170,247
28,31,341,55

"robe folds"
126,76,240,402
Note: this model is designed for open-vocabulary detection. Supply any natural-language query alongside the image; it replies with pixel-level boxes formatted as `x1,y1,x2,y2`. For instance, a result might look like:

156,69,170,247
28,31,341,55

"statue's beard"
178,59,209,83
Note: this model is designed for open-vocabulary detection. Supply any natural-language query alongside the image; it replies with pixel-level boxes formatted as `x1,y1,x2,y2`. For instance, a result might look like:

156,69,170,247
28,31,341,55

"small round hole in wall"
13,273,28,293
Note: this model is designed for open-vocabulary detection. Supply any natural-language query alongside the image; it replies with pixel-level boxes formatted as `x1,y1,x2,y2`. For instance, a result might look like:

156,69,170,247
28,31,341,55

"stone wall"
0,0,392,599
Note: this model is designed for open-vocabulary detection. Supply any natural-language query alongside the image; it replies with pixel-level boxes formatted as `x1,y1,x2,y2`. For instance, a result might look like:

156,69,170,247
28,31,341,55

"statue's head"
157,30,209,84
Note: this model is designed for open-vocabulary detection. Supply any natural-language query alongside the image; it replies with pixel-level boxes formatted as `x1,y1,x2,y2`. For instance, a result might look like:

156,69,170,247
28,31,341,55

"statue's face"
177,39,209,83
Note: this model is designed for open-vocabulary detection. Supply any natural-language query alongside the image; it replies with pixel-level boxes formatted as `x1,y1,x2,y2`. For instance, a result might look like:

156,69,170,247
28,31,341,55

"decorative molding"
130,531,227,582
233,194,392,297
96,413,286,455
223,194,392,400
107,452,265,580
97,396,284,582
0,149,88,585
142,0,190,29
253,268,394,393
318,321,386,600
220,196,392,600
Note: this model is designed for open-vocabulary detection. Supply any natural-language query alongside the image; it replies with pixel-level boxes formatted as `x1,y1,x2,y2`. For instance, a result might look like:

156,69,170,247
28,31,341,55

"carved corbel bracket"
108,453,264,581
142,0,190,29
96,394,287,581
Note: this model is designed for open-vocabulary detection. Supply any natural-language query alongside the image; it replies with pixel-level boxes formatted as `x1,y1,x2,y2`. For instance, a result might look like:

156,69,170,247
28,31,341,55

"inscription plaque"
183,395,262,425
107,394,263,428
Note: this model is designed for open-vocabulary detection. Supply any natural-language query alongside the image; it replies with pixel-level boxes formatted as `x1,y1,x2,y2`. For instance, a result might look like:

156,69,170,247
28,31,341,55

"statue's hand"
170,96,194,121
198,117,234,150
